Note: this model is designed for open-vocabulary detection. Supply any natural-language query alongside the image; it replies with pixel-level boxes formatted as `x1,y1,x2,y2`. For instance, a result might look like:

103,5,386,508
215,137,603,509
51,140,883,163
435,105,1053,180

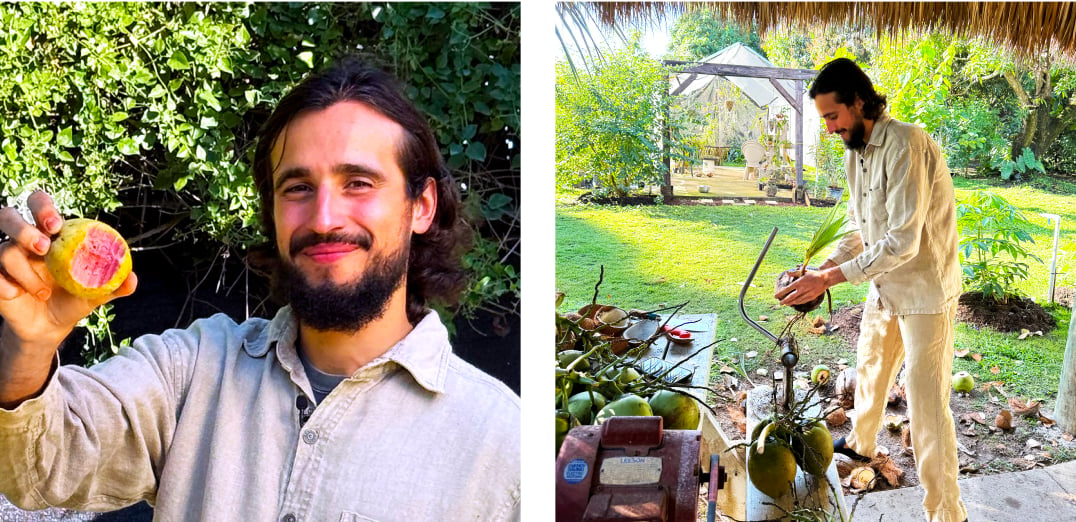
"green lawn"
556,177,1075,399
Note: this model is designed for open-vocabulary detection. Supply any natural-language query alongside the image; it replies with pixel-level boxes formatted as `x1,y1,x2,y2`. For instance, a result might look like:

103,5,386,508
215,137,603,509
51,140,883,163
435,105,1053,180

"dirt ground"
707,290,1076,497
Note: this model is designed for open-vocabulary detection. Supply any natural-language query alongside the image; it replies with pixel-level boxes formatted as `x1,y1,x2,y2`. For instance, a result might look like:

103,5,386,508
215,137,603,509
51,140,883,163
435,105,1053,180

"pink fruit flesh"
71,227,125,288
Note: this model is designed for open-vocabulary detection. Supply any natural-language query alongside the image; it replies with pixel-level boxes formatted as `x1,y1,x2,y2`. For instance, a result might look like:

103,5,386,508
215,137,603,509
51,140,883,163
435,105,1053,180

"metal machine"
555,416,724,521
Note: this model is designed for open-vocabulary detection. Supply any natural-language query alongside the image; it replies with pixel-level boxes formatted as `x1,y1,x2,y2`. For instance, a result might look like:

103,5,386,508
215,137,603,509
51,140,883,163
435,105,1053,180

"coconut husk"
1009,397,1041,417
825,407,848,427
995,409,1013,430
835,367,857,409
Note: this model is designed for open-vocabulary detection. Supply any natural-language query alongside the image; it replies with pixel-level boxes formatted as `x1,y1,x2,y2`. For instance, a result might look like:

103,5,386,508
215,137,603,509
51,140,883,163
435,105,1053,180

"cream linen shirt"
0,307,520,521
827,114,962,315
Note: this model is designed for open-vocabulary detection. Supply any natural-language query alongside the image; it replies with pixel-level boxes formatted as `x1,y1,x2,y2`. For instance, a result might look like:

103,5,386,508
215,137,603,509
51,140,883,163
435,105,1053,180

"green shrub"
555,44,694,197
0,2,520,358
956,190,1042,302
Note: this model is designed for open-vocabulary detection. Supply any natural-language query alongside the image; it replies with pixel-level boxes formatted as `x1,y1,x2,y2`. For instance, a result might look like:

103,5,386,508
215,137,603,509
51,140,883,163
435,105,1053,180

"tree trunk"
1056,298,1076,435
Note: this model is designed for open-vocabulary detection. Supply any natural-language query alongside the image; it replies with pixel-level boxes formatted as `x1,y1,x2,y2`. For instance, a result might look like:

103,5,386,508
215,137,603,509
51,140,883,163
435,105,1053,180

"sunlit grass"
556,178,1074,400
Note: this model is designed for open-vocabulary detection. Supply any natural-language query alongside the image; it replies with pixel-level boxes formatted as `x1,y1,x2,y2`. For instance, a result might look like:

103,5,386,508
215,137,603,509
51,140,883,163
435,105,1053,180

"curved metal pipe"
739,227,779,344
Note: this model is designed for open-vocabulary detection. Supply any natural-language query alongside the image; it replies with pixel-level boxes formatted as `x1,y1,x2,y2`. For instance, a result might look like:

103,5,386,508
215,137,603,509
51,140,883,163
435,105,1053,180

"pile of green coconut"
555,293,706,452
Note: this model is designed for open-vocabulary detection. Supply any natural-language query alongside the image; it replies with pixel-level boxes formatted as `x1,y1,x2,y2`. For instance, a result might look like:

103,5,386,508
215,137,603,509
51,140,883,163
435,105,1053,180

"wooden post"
794,79,805,199
662,74,673,201
1056,298,1076,434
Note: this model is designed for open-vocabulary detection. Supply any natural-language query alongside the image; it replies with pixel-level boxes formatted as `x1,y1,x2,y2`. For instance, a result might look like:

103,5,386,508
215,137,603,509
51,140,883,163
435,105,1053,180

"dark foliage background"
0,3,520,370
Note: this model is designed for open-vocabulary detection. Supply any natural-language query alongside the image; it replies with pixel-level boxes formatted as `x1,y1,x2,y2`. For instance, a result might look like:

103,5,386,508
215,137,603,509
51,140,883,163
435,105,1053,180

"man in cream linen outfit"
0,58,519,521
776,58,966,522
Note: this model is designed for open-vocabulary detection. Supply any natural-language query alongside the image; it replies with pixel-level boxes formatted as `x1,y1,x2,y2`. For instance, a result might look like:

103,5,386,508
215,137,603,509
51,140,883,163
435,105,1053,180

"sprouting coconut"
791,420,834,476
775,202,852,313
747,421,797,498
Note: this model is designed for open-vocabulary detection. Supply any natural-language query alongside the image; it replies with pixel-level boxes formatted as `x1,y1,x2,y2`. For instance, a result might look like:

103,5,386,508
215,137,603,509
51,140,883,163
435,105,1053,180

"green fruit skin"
811,364,831,384
648,390,701,430
567,390,608,425
750,417,775,443
595,394,653,423
792,421,834,476
617,367,641,384
747,442,797,498
952,372,974,393
557,350,588,370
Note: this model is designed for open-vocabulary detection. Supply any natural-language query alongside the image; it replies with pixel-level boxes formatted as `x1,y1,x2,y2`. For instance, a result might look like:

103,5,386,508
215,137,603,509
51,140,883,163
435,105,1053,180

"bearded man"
776,58,966,522
0,58,520,521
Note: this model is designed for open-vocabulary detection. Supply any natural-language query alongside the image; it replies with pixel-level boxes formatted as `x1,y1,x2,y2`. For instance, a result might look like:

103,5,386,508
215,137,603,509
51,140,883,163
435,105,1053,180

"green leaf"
111,112,129,122
298,51,314,69
117,137,139,155
464,141,487,161
167,50,191,70
57,127,74,148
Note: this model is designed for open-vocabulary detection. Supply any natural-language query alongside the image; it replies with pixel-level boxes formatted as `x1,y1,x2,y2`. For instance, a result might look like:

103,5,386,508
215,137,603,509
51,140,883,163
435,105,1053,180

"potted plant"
775,201,853,312
764,177,779,198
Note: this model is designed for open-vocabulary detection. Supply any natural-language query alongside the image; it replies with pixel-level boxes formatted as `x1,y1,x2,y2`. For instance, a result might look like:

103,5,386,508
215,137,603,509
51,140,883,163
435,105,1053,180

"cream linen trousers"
846,294,968,522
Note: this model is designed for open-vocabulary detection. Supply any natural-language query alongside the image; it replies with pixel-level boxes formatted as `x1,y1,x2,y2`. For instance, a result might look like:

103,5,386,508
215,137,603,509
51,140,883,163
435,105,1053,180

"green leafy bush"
993,147,1046,182
0,2,520,358
555,43,694,197
956,191,1042,302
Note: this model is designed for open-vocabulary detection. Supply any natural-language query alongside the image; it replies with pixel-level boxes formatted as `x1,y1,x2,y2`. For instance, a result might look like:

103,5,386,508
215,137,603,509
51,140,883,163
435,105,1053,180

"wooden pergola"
661,61,817,201
584,1,1076,432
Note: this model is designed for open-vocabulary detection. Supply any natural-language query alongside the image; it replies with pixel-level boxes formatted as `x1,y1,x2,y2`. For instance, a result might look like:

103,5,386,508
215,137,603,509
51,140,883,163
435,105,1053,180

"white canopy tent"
663,43,820,200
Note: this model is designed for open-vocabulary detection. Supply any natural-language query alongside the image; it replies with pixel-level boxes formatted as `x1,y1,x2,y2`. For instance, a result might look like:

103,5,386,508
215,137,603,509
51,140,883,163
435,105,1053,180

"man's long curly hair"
251,57,472,325
808,57,888,120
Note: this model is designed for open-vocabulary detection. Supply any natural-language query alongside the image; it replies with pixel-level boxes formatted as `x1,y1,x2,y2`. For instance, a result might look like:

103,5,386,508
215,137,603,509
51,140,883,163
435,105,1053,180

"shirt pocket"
865,182,888,236
340,512,378,522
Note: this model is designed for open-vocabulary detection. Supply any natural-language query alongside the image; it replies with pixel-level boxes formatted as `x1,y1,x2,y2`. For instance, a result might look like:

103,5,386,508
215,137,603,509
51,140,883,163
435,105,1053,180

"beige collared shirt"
0,307,520,521
827,114,962,315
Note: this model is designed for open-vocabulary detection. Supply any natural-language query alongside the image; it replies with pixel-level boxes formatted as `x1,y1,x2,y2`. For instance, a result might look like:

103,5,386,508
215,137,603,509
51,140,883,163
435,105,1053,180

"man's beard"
841,115,867,150
274,232,409,332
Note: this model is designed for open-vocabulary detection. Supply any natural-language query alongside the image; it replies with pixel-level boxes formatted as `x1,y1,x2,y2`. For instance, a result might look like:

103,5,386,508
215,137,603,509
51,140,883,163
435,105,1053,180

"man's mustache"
289,231,373,257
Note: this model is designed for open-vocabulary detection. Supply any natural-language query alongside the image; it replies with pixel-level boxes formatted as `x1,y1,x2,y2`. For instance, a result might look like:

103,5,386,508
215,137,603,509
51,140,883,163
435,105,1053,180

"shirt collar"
245,306,451,394
865,113,891,150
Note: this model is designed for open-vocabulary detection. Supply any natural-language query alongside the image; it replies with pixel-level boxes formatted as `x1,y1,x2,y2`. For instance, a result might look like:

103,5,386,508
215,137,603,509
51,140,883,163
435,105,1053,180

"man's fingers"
26,191,62,235
112,272,138,299
0,244,51,301
0,271,26,301
0,206,51,256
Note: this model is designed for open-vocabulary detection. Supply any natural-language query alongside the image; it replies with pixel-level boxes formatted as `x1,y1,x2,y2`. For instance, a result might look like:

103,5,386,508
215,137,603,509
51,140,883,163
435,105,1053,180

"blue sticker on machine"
563,458,589,484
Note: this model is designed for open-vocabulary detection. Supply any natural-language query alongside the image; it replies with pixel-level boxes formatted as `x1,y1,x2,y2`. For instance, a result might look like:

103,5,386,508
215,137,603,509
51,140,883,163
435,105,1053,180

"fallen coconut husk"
993,409,1012,430
826,407,848,427
875,456,904,487
834,454,856,477
1009,397,1041,417
835,367,857,409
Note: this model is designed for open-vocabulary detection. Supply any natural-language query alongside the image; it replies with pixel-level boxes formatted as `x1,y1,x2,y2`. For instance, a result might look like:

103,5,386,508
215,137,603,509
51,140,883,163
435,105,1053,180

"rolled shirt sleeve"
0,332,186,511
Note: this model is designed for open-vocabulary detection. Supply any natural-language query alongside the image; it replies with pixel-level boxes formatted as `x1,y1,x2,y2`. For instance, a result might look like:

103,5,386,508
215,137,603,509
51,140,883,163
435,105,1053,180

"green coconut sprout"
799,201,853,277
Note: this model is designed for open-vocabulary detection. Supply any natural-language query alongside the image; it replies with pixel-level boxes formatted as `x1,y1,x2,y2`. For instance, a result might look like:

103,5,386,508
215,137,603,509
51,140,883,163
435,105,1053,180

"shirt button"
302,430,319,445
282,515,297,522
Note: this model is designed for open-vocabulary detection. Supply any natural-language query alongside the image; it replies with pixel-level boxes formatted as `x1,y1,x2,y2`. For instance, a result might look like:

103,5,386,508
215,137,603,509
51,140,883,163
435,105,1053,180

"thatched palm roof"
588,2,1076,62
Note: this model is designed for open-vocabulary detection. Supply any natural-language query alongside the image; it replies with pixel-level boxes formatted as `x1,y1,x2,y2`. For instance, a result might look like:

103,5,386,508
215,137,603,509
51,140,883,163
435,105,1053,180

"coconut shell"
775,268,825,313
835,367,857,409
